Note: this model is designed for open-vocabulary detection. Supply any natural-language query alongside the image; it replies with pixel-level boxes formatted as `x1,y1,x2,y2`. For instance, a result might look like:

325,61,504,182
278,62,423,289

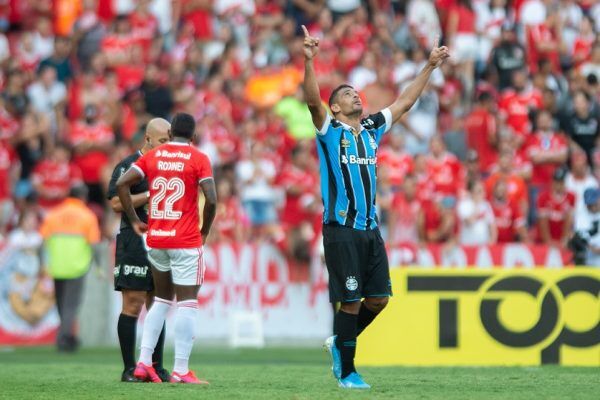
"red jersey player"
116,113,217,385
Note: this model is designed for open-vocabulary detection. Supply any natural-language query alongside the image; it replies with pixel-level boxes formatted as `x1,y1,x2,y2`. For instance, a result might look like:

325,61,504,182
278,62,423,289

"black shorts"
323,224,392,303
114,230,153,292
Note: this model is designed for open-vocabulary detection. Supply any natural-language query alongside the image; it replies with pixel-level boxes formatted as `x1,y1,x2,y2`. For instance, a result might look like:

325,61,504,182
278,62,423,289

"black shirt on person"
491,42,526,90
107,151,149,230
561,112,600,165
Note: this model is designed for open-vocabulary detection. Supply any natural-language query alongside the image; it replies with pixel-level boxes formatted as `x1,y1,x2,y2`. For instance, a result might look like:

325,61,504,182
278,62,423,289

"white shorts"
453,33,478,63
147,247,206,286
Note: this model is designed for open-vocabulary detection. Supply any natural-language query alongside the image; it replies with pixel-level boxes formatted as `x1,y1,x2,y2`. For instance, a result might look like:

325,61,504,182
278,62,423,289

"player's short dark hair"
171,113,196,139
328,84,353,109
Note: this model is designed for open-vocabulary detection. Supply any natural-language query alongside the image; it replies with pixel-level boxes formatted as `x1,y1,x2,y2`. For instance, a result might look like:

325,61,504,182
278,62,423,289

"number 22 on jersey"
150,177,185,220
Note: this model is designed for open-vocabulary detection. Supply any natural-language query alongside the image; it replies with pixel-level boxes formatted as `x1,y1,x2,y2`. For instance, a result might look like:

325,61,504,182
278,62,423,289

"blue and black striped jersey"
315,108,392,230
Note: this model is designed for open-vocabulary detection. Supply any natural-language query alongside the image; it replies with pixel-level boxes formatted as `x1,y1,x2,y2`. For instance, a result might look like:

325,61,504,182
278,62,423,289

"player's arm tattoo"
116,168,144,224
200,178,218,239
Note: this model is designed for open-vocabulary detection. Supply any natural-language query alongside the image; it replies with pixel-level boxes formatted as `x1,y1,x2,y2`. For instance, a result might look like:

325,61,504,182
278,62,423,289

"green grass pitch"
1,346,598,399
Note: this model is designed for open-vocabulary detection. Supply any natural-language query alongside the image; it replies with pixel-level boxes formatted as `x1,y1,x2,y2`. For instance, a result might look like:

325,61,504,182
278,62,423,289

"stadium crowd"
0,0,599,265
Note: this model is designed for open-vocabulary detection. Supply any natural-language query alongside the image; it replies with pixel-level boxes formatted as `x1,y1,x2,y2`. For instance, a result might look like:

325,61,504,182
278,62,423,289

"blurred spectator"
526,11,563,74
388,174,421,244
560,90,599,164
378,132,413,190
418,195,457,244
236,141,278,237
38,36,74,83
565,149,599,230
475,0,508,65
486,148,529,214
446,0,477,97
276,143,320,263
39,185,100,352
490,24,526,90
32,16,55,60
406,0,441,49
0,138,18,234
363,65,396,114
427,136,464,197
490,178,529,243
580,43,600,80
524,109,569,222
211,178,248,243
401,80,439,155
574,187,600,266
31,143,83,213
537,167,575,247
463,149,483,185
27,65,67,136
457,179,497,245
464,91,498,174
12,114,50,201
73,0,106,70
69,104,114,206
140,63,174,119
498,69,542,148
2,70,30,119
274,87,314,140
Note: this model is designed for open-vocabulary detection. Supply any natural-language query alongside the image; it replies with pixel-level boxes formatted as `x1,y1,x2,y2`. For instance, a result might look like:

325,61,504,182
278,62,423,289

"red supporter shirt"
0,141,17,200
536,190,575,241
214,197,245,241
182,0,212,39
464,107,497,173
415,172,436,203
70,121,114,183
427,152,464,196
572,36,593,68
101,34,134,63
277,163,318,227
378,148,413,187
498,89,542,138
451,5,476,33
524,132,568,187
390,192,420,244
491,199,525,243
31,159,83,208
133,142,213,249
129,11,158,47
527,24,561,73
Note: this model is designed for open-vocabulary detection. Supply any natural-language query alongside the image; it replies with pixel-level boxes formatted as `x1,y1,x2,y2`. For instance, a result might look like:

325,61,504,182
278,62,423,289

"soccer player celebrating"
116,113,217,384
302,25,449,389
107,118,171,382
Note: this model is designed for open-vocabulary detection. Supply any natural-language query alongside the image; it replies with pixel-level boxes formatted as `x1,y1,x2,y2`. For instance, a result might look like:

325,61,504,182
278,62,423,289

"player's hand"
302,25,319,60
132,220,148,236
428,35,450,68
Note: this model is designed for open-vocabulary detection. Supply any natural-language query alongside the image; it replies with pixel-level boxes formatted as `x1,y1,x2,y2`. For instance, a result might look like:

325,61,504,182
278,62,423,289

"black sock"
356,302,378,336
117,314,137,371
152,323,166,370
334,310,357,379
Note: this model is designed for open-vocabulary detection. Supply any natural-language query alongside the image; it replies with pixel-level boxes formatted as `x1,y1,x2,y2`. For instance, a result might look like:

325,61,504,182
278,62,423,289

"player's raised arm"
199,178,217,244
302,25,327,131
116,168,147,235
388,36,449,124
